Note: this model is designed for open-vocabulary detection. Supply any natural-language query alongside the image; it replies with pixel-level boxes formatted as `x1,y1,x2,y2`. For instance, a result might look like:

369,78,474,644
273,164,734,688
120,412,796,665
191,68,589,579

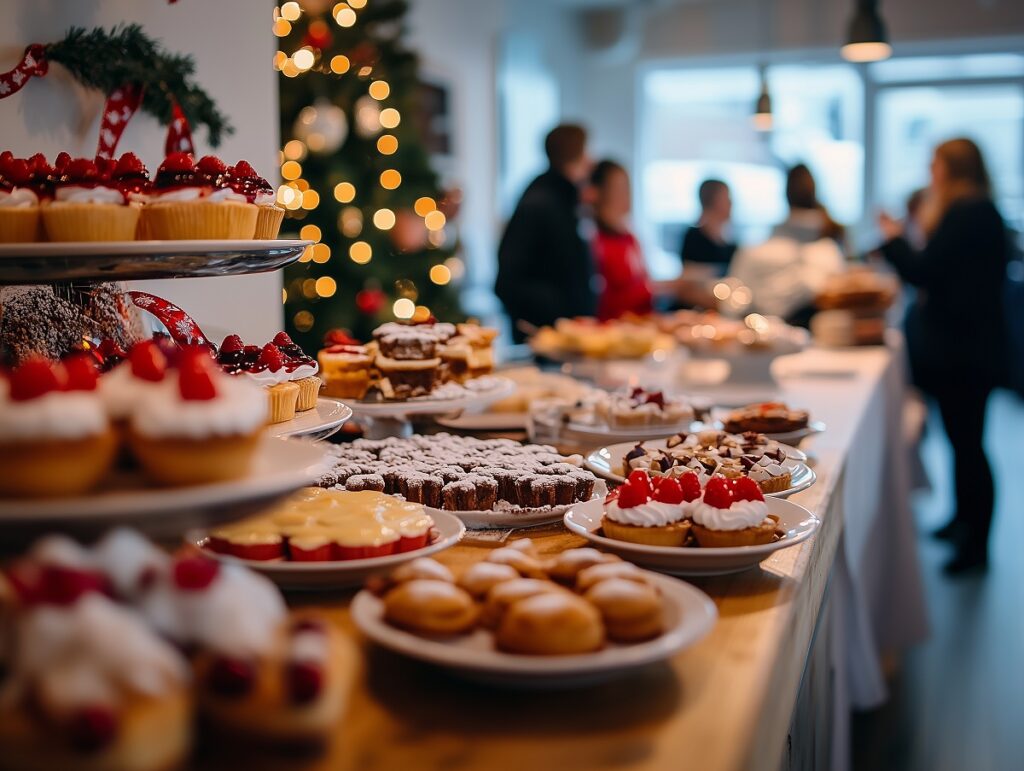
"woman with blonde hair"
879,137,1009,574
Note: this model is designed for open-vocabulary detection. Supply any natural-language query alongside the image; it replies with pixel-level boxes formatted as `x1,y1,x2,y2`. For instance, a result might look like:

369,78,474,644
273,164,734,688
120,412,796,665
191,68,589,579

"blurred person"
878,137,1008,574
496,124,595,342
590,161,716,319
773,163,846,247
680,179,737,278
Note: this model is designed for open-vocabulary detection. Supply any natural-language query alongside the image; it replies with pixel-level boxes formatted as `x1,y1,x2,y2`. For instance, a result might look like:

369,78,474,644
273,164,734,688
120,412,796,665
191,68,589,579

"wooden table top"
273,348,895,771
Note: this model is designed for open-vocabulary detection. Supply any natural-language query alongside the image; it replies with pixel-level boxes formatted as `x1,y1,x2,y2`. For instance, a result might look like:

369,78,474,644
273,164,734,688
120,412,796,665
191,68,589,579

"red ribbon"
0,44,48,99
96,84,144,159
128,291,210,348
164,99,195,156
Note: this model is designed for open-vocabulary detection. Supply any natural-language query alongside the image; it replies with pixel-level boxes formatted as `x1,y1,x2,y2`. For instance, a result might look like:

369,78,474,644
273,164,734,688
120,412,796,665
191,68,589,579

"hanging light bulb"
841,0,892,62
752,66,772,132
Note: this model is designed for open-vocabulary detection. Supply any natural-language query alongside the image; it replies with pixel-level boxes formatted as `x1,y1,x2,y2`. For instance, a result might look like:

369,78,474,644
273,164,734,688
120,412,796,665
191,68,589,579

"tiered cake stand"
0,238,350,546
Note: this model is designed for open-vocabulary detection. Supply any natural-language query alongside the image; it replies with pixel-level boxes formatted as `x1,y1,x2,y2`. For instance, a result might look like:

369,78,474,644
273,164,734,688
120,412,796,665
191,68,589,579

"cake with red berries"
97,340,171,435
207,489,436,562
0,355,117,497
141,153,257,239
0,153,41,242
601,469,699,547
317,333,375,400
217,332,320,422
689,476,779,547
128,347,267,485
227,160,284,239
41,157,141,241
595,386,695,428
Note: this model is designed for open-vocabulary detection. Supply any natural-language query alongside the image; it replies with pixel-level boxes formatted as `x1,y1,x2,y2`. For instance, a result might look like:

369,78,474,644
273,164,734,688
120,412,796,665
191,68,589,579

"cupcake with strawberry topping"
601,469,697,547
110,152,152,204
0,355,117,497
690,476,779,548
25,152,59,201
128,347,268,486
98,340,171,434
142,153,257,240
0,154,41,242
227,160,284,239
41,157,141,241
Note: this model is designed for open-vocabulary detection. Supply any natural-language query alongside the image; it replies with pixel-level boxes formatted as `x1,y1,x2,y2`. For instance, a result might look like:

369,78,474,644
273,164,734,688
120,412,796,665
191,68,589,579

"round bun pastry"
485,547,546,579
480,578,566,629
391,557,454,584
383,579,478,636
583,578,664,642
575,561,650,593
496,593,605,655
457,562,520,600
545,548,620,585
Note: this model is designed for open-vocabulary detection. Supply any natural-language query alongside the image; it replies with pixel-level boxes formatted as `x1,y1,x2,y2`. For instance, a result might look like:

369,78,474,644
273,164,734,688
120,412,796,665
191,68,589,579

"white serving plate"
186,509,465,590
434,411,529,432
343,377,516,419
0,438,329,545
564,418,702,443
427,484,606,530
350,569,717,687
0,239,310,284
564,497,820,576
268,397,353,441
584,439,813,498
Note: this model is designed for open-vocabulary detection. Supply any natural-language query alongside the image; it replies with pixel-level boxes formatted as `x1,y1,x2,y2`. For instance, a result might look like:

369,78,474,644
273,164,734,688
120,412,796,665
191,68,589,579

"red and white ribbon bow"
96,84,144,159
0,44,48,99
164,99,195,156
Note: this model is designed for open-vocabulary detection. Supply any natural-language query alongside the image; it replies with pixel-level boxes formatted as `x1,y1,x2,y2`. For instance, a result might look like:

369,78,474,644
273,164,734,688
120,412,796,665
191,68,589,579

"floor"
852,390,1024,771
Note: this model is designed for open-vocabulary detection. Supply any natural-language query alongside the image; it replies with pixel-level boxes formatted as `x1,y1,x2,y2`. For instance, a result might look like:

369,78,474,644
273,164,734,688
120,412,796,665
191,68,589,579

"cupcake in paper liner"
0,154,41,242
41,157,140,242
227,160,284,239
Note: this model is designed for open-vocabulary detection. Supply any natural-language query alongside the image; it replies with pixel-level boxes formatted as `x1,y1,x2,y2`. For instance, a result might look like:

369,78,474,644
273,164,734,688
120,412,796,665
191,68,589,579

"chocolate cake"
319,433,598,512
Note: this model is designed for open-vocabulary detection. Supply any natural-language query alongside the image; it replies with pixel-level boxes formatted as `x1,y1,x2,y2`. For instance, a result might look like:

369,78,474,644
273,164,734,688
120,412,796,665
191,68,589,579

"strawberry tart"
601,469,700,547
217,332,321,423
0,355,117,497
690,476,780,547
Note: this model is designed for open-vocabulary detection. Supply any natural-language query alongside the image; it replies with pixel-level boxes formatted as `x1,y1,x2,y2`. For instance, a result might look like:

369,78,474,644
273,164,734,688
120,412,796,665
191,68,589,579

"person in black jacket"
496,124,595,342
680,178,736,278
878,137,1008,574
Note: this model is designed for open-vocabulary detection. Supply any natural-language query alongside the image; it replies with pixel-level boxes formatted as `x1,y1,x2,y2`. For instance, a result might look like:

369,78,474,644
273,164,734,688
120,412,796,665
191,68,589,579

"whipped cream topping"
0,188,38,207
139,563,286,658
3,594,188,714
691,499,769,531
287,362,319,380
152,187,206,202
207,187,249,203
254,192,278,207
239,367,293,387
92,529,171,599
28,534,96,570
54,185,126,205
605,499,687,527
130,373,268,439
0,390,109,441
98,363,165,421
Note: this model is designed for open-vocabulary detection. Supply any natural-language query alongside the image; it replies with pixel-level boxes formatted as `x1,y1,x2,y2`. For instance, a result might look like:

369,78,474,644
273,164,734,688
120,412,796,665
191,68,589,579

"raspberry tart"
227,160,284,239
41,157,141,241
690,477,780,548
601,470,697,547
128,347,267,485
0,154,40,242
0,355,117,497
141,153,257,239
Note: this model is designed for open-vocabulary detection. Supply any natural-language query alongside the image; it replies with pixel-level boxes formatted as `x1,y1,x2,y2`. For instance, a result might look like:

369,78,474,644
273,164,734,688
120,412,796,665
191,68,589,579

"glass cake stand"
0,239,310,283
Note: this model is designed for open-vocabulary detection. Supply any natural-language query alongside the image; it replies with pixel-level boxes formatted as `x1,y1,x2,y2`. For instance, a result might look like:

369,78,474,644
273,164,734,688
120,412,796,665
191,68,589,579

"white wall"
0,0,280,341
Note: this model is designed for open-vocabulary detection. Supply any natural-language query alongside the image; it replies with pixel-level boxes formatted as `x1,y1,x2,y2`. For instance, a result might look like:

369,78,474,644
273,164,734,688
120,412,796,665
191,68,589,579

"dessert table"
288,344,928,771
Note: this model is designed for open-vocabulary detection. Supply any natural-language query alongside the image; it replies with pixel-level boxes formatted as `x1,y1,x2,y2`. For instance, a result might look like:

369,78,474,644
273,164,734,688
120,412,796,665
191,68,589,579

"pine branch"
45,24,233,146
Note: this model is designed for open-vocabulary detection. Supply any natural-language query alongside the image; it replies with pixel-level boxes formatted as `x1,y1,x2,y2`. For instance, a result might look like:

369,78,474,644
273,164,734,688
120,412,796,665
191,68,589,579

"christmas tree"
275,0,463,351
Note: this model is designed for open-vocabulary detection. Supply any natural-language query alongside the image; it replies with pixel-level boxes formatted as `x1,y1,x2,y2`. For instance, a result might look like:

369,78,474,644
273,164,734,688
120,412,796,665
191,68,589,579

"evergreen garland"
45,25,232,146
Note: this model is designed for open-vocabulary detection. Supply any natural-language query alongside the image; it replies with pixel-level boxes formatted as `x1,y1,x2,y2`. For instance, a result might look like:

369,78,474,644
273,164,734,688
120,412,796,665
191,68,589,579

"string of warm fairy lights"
271,0,463,331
